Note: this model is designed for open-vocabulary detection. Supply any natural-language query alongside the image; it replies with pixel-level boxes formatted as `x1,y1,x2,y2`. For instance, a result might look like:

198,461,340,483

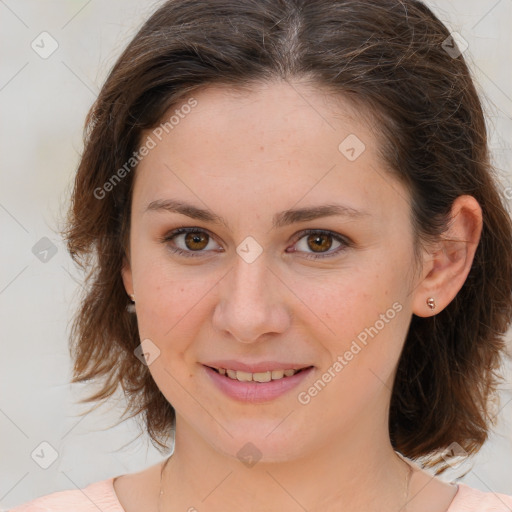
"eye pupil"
308,233,332,252
185,232,208,250
165,228,345,260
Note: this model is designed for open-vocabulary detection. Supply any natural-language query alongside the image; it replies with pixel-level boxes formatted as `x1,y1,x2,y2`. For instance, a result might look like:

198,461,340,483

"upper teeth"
217,368,301,382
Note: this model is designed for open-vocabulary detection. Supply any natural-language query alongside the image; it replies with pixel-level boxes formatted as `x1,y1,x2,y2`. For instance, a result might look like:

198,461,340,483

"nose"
212,252,291,344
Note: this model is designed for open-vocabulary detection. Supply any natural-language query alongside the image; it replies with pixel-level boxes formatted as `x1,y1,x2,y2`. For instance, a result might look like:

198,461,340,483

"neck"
159,416,413,512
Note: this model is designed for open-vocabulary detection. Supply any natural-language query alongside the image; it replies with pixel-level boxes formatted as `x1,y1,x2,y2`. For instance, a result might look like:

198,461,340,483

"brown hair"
62,0,512,472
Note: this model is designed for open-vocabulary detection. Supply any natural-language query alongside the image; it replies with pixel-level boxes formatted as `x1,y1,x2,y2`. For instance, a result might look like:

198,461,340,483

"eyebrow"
144,198,370,230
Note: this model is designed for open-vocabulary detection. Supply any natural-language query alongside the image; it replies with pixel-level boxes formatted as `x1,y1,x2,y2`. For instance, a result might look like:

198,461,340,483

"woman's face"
122,80,423,462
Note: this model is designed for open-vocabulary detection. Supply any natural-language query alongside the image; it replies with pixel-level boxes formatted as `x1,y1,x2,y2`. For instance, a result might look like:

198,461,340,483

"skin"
117,79,482,511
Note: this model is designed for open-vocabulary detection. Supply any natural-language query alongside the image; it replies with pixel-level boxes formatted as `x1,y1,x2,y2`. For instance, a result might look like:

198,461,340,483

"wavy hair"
61,0,512,472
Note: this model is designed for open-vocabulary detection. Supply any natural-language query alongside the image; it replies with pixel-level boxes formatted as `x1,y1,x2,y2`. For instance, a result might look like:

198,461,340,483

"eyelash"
159,227,351,260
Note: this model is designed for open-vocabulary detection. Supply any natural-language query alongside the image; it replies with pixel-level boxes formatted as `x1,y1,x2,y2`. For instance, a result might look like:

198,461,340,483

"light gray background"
1,0,512,508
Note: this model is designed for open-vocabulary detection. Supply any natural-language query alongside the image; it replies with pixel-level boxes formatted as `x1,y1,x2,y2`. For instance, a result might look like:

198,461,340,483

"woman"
10,0,512,510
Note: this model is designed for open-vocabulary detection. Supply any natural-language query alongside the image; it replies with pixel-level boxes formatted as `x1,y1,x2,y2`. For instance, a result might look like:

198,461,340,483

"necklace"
157,451,414,511
398,451,414,512
157,454,172,511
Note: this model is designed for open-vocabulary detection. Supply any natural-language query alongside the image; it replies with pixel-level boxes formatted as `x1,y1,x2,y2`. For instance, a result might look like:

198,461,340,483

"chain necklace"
398,451,414,512
157,454,172,510
157,451,414,512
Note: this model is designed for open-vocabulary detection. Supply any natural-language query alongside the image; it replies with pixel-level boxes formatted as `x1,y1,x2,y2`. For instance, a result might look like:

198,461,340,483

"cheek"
297,282,408,424
130,237,186,331
135,280,201,342
132,258,220,358
133,273,211,406
297,264,406,344
295,262,410,397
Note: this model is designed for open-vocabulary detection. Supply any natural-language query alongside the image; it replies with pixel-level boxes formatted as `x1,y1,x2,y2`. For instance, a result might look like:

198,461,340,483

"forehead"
166,79,368,141
131,80,411,228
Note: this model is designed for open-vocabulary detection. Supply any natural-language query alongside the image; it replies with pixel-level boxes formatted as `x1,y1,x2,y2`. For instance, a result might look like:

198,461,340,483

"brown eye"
306,233,333,253
161,227,350,260
184,231,209,251
291,229,350,260
161,227,221,258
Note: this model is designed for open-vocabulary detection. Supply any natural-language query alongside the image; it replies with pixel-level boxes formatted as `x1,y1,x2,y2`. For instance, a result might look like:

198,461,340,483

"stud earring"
127,293,136,313
426,297,436,311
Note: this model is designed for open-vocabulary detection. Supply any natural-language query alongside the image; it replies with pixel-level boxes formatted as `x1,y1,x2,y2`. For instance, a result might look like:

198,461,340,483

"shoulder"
448,482,512,512
7,478,124,512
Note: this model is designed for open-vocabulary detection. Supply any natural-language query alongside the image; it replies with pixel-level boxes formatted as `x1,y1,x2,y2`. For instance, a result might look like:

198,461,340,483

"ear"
121,251,134,298
412,195,483,317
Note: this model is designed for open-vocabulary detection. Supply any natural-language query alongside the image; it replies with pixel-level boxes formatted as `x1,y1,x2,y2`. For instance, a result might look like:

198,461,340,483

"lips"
202,361,315,403
208,366,308,382
203,360,312,373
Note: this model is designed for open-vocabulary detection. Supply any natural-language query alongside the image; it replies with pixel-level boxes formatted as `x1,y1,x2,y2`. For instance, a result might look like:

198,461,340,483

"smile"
203,364,315,403
209,367,305,382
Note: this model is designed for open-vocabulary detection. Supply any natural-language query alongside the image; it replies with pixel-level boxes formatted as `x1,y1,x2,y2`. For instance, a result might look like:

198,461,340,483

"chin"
205,423,313,465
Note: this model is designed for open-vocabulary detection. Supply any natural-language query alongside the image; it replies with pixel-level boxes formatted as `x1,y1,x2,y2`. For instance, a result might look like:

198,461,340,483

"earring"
126,293,136,313
426,297,436,311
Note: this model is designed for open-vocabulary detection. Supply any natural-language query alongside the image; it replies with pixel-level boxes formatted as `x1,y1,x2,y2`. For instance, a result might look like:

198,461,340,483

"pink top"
7,478,512,511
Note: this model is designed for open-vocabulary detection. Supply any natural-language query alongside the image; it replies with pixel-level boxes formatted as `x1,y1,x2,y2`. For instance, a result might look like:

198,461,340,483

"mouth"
205,365,313,383
202,363,315,403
